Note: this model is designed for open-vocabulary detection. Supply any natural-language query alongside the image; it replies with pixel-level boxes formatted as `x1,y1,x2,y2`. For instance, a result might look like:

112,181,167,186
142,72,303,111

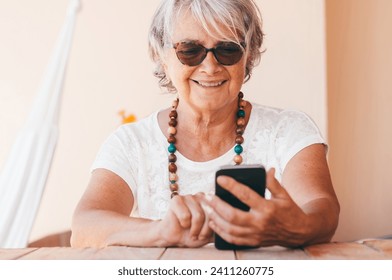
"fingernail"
217,175,229,185
205,193,213,202
268,168,276,177
201,202,212,215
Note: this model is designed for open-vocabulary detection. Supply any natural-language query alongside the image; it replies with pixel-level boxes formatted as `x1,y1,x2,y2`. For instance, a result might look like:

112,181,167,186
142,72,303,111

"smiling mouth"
192,80,227,87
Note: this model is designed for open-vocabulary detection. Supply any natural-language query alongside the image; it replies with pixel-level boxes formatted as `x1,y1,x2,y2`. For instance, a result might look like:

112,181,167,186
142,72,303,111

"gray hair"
148,0,265,93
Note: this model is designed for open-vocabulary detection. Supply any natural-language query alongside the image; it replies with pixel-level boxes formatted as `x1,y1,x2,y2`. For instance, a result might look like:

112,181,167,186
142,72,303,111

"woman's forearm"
301,197,340,246
71,209,162,248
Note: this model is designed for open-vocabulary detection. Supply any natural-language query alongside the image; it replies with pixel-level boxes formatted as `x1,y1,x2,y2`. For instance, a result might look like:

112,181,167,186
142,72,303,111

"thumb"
266,168,285,198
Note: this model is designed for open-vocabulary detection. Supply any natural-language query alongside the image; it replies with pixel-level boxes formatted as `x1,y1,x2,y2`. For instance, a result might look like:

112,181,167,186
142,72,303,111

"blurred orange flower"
118,110,137,124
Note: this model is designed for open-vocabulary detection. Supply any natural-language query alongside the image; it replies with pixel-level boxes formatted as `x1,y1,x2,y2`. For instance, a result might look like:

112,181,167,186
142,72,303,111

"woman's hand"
205,168,314,248
72,170,213,248
157,193,213,248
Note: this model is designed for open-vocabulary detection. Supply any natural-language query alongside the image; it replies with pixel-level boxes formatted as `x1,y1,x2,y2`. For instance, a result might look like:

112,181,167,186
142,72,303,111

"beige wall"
0,0,327,242
326,0,392,241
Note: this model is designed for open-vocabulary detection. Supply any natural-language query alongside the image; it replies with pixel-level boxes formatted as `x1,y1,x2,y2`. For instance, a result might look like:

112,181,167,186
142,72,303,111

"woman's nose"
198,51,222,74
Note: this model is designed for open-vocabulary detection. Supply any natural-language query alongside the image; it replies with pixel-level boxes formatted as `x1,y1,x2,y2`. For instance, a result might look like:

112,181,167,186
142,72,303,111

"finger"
197,198,213,241
197,216,213,241
265,168,287,198
205,194,256,227
208,205,254,237
209,221,259,247
183,196,206,238
170,195,192,228
216,175,267,210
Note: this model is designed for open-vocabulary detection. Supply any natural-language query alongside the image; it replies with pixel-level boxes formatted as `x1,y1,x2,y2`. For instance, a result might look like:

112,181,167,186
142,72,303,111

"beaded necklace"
167,91,246,198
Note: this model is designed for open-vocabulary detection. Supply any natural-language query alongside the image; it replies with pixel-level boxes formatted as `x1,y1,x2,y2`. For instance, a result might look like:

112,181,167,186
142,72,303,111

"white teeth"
197,81,224,87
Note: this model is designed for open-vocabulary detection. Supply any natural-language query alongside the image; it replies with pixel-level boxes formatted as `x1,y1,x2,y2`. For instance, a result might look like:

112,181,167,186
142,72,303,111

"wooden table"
1,240,392,260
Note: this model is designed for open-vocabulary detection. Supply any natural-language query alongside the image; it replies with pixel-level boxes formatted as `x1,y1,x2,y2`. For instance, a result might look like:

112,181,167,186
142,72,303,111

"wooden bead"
170,183,179,192
237,118,246,127
167,126,177,135
240,100,247,108
169,163,177,173
169,172,178,182
236,127,245,135
168,153,177,162
235,135,244,144
238,91,244,99
167,135,176,144
169,110,178,119
169,119,177,127
171,191,179,199
234,154,243,164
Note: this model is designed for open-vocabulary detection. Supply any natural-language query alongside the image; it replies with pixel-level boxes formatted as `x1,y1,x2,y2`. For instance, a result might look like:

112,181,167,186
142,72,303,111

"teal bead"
237,109,245,118
234,144,243,154
168,143,176,153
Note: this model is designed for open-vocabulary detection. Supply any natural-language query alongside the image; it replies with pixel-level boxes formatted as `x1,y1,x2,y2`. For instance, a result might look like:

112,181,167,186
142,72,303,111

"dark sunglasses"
173,41,245,66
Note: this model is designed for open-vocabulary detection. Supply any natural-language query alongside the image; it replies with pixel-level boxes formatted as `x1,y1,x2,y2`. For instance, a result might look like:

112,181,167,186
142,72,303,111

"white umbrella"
0,0,80,248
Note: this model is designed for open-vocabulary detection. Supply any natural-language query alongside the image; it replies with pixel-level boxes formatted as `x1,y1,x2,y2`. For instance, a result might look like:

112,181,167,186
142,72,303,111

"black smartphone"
214,164,266,250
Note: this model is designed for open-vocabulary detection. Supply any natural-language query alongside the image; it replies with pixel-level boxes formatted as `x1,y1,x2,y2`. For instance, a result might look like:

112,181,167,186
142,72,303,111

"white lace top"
91,103,326,220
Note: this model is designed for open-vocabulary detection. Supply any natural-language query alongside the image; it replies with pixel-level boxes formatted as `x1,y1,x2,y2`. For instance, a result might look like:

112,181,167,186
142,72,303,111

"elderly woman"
71,0,339,248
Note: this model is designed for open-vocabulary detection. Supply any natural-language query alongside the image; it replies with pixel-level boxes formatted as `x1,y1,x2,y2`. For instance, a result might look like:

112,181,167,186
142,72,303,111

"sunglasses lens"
175,43,206,66
215,42,243,65
174,42,244,66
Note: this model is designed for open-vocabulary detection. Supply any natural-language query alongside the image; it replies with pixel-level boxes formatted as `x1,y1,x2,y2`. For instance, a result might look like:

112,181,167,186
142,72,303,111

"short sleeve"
90,125,138,197
273,110,326,172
